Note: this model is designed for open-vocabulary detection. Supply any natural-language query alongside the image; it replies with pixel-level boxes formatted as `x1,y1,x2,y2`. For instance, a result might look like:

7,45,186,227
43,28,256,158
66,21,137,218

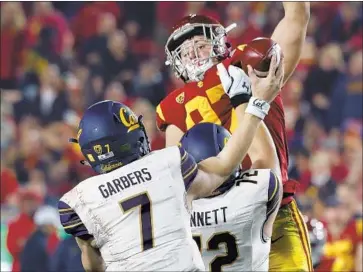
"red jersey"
156,44,297,205
316,218,362,272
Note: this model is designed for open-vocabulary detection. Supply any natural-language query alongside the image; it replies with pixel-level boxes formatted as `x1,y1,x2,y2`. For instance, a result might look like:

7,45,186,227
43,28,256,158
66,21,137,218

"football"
232,37,283,77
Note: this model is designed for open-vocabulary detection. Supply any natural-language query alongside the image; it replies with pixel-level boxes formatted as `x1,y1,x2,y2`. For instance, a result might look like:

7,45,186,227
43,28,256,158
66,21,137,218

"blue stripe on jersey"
178,147,198,191
267,171,280,216
58,200,92,240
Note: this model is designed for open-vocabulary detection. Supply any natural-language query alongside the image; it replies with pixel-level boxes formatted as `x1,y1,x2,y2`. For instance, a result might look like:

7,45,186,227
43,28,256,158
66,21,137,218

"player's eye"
181,50,194,59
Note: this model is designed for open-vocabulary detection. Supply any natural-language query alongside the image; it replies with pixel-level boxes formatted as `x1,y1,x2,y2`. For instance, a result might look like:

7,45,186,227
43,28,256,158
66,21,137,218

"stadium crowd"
1,2,362,271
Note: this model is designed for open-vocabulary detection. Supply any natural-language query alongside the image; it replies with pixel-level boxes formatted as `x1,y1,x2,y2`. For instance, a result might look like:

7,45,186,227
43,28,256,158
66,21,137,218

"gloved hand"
216,63,252,99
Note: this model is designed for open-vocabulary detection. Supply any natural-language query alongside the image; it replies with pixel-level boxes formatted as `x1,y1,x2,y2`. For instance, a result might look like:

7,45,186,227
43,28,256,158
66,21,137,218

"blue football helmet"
69,100,151,174
180,122,241,194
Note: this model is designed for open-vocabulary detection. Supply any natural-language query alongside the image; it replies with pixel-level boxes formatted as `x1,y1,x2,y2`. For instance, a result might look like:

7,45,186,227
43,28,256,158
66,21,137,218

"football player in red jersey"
156,3,312,271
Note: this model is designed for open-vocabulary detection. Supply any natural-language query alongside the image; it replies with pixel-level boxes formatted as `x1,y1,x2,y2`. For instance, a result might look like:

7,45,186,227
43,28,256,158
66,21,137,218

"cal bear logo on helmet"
119,107,140,132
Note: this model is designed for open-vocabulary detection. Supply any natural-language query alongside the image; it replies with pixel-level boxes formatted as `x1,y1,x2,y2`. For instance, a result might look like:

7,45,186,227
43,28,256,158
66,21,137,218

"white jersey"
190,169,280,272
59,146,204,271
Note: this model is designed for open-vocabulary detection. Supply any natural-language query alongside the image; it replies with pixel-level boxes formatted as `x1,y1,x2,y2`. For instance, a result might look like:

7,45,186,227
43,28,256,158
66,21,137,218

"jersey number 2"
119,192,154,251
193,232,238,272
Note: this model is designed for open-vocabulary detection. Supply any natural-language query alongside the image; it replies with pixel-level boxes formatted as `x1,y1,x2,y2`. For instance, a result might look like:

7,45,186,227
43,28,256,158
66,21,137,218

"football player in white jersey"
180,123,283,271
58,57,284,271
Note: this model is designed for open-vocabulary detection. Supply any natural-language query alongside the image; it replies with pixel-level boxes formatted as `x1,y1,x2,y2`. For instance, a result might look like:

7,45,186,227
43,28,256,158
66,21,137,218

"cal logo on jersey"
176,92,185,104
119,107,140,132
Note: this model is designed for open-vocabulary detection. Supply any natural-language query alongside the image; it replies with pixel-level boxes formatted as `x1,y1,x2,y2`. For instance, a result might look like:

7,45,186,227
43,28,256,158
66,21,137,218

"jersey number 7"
119,192,154,251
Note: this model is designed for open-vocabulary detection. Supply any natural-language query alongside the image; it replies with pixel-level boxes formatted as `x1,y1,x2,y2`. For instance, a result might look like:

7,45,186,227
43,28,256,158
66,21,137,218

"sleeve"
178,147,198,191
230,93,251,108
267,171,281,217
156,103,168,131
58,200,93,240
156,94,187,132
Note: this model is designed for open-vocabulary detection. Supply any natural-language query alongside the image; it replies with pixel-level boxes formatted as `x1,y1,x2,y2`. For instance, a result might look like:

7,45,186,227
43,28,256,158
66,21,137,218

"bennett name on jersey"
98,168,152,198
191,206,228,227
181,123,282,272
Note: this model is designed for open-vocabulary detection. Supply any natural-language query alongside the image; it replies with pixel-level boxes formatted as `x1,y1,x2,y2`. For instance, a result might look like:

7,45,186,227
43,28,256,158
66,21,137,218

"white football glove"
216,63,252,99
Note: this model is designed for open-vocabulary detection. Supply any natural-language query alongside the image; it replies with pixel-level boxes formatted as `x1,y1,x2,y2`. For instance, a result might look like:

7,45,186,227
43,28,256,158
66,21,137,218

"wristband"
245,97,270,120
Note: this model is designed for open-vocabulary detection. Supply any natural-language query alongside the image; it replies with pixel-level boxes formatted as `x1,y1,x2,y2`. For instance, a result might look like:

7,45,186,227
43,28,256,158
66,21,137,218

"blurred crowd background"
1,1,362,272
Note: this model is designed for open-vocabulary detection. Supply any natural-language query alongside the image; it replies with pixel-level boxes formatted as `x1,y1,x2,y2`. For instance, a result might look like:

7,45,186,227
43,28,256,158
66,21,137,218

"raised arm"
188,113,264,198
235,104,280,177
271,2,310,84
202,56,283,175
188,55,284,199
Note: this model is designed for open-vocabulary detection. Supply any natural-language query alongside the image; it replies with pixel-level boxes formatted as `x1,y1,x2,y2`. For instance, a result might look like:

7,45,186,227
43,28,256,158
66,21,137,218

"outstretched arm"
271,2,310,84
188,112,267,198
235,104,281,177
202,56,283,177
188,55,284,199
199,113,263,178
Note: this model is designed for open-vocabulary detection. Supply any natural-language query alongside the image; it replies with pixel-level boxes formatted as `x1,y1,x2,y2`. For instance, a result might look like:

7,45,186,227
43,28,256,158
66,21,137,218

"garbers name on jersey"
191,206,228,227
98,168,152,198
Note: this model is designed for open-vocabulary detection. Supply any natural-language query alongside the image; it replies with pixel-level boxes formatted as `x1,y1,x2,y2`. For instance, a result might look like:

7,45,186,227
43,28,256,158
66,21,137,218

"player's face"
180,35,214,67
